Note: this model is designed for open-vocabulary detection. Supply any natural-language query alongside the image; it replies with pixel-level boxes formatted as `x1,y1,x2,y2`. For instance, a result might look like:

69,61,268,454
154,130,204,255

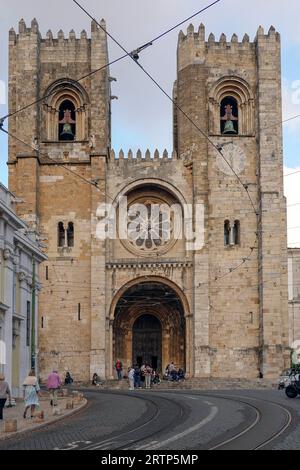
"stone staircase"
81,378,276,391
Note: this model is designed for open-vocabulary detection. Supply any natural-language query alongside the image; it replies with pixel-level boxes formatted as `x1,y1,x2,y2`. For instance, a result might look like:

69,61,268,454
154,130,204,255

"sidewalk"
0,391,87,441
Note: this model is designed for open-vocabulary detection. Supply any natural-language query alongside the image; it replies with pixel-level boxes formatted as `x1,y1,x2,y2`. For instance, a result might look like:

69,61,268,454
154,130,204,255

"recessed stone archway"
110,279,190,376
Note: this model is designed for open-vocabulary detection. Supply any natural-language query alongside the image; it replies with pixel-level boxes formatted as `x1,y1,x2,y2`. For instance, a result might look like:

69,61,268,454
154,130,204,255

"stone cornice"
0,301,10,312
106,260,193,270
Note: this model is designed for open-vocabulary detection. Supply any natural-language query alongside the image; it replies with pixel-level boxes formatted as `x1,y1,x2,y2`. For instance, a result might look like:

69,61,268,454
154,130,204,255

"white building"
0,183,46,396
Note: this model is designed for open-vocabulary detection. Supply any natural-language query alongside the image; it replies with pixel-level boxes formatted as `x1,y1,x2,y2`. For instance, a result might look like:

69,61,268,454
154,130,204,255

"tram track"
80,390,188,451
0,388,294,451
204,393,292,450
89,391,293,451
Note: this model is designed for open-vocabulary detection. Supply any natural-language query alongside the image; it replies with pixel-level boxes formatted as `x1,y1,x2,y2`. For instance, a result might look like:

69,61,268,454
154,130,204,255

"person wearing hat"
0,374,11,420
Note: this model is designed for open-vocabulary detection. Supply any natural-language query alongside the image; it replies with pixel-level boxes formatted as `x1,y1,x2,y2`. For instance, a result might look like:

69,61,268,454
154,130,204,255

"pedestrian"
0,374,12,420
145,364,153,390
140,364,146,387
128,367,135,391
92,373,102,387
152,370,161,385
115,359,123,381
23,370,40,419
64,371,74,385
134,365,141,389
178,369,185,381
47,369,62,407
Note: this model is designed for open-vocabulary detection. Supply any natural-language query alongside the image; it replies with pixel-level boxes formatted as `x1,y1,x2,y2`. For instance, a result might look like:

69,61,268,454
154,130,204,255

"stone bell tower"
173,24,289,378
8,18,111,380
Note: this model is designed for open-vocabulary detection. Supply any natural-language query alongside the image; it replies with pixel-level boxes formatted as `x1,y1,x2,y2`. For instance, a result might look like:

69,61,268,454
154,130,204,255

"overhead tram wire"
0,0,230,205
0,54,128,124
1,122,260,289
1,0,277,290
285,169,300,178
1,0,298,141
0,126,115,201
73,0,260,289
72,0,257,216
0,0,222,124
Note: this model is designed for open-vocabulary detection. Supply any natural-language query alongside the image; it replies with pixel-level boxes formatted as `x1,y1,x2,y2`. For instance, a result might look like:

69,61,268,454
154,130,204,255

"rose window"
125,198,176,255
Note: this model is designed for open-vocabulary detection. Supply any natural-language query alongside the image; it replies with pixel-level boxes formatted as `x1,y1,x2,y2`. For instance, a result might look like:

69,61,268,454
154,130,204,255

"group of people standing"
0,368,74,422
115,360,161,391
128,364,158,390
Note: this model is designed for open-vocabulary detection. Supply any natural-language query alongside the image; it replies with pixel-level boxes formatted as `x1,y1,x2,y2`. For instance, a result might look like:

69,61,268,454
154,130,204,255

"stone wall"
7,20,289,381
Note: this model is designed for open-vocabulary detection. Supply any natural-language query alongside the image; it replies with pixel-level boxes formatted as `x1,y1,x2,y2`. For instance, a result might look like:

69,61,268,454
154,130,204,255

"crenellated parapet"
177,23,280,72
9,17,107,48
109,149,179,167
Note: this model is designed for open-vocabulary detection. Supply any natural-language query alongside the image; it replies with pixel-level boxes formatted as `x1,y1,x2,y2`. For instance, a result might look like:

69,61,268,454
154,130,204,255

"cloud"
282,80,300,134
0,0,299,185
285,166,300,247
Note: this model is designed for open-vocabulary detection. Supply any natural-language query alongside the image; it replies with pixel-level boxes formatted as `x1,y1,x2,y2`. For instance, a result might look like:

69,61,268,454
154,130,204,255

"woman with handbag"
23,370,40,419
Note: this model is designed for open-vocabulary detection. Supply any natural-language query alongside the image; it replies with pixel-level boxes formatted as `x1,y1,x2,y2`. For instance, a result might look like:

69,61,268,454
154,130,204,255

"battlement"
109,149,178,166
9,18,107,45
178,23,280,48
177,24,280,72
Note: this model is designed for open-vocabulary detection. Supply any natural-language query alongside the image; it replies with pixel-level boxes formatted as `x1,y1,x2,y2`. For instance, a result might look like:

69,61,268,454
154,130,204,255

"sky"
0,0,299,245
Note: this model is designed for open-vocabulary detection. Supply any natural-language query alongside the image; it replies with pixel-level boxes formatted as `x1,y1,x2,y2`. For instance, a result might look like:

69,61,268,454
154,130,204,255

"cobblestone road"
0,388,299,450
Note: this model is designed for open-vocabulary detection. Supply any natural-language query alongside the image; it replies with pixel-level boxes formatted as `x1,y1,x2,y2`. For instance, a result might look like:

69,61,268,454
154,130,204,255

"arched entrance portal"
133,315,162,370
113,281,186,373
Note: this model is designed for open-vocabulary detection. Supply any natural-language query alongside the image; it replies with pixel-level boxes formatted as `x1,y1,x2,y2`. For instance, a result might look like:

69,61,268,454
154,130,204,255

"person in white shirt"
128,367,135,391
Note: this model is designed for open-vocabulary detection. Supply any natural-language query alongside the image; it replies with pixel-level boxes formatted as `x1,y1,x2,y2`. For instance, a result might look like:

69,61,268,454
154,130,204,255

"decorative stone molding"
106,261,193,270
3,249,11,260
58,247,73,256
208,76,255,136
26,276,33,287
43,79,90,142
18,271,26,282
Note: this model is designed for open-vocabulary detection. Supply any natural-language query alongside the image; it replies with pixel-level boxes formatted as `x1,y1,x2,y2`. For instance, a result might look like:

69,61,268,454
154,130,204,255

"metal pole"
31,259,36,371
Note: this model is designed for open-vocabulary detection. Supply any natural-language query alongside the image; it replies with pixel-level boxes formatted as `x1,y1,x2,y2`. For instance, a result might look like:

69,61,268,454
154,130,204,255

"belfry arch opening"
113,281,186,373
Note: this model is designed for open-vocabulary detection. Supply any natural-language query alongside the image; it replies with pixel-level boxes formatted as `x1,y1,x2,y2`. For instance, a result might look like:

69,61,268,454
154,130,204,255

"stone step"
85,378,276,391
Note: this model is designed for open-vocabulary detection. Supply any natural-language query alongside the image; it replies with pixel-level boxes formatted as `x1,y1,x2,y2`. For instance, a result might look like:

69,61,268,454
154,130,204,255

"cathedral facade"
7,18,289,380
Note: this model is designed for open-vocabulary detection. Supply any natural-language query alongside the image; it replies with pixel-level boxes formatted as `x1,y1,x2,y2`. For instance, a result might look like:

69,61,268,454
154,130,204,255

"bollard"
62,388,69,397
4,419,18,433
66,400,74,410
52,407,62,416
34,411,45,423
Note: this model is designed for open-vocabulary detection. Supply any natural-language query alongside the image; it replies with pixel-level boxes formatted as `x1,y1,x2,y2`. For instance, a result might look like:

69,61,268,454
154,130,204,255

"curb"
0,399,88,442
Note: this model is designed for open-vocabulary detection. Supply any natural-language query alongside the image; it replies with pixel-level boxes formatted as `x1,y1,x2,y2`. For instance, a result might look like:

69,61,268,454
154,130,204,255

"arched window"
209,76,254,136
43,79,89,142
58,222,65,247
58,100,76,141
67,222,74,248
224,220,230,246
220,97,239,135
233,220,240,245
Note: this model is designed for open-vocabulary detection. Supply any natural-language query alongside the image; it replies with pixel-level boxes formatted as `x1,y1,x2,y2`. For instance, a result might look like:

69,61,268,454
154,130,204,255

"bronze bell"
221,104,238,135
59,109,76,140
60,123,74,138
223,120,237,134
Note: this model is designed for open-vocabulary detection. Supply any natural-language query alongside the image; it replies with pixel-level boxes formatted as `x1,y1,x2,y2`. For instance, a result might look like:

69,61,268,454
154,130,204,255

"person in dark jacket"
64,372,74,385
134,366,141,389
0,374,11,420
